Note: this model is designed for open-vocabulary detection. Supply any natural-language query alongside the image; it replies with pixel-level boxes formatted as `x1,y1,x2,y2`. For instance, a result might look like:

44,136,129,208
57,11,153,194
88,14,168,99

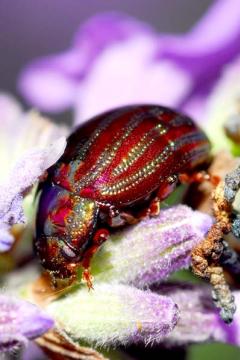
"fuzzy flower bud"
47,283,178,347
92,205,212,287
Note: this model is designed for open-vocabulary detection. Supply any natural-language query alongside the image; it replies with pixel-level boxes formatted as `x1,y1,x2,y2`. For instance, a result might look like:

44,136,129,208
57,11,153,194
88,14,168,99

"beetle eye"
61,243,79,261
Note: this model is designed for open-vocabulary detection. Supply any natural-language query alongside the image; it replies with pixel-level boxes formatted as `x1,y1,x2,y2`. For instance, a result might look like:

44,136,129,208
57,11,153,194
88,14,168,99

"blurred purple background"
0,0,212,97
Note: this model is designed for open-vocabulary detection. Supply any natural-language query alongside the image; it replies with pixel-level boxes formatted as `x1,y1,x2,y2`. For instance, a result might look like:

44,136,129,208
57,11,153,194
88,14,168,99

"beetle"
35,105,211,287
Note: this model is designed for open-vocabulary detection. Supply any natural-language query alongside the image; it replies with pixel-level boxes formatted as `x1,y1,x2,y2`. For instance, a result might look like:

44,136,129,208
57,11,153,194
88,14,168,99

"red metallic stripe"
94,129,209,204
109,111,201,183
74,108,156,191
51,106,210,206
110,123,206,185
73,108,142,184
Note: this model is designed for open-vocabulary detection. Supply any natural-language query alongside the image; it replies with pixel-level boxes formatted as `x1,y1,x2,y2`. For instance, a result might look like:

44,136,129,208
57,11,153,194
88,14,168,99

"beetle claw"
149,198,161,217
82,268,94,290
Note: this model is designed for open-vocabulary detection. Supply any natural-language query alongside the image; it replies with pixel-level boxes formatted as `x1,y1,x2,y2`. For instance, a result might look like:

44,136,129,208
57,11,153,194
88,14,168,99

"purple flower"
45,205,212,347
18,0,240,125
0,93,67,252
92,205,212,287
2,203,239,352
48,284,178,347
0,93,222,353
158,283,240,347
0,295,54,352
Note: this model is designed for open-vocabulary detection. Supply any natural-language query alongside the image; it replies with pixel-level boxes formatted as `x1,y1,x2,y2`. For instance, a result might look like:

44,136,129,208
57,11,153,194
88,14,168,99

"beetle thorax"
36,183,99,277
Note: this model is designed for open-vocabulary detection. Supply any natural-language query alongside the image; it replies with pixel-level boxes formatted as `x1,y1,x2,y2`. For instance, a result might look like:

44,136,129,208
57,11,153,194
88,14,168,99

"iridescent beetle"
35,105,211,287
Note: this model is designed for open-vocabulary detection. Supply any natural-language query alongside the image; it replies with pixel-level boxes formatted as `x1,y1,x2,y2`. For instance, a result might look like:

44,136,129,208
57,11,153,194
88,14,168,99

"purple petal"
154,283,240,347
159,0,240,119
75,39,191,122
79,0,240,123
0,137,66,252
18,57,79,112
159,0,240,56
0,94,67,252
72,11,153,69
0,226,14,252
93,205,212,287
47,283,178,346
0,195,24,252
0,295,54,352
18,2,240,125
73,12,152,48
22,342,47,360
0,93,68,179
18,13,152,112
0,139,66,215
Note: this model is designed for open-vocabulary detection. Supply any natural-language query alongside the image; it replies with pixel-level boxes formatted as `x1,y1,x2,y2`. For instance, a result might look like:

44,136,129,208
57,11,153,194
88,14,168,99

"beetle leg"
111,197,161,226
81,228,109,290
179,171,220,186
107,177,179,227
149,197,161,217
119,212,140,225
82,269,94,290
142,179,179,219
135,198,161,220
118,199,161,225
105,203,140,226
141,174,179,218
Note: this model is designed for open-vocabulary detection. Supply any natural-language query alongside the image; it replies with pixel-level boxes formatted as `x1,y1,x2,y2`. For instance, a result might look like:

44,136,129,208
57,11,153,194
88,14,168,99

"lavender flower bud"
47,283,178,347
92,205,212,287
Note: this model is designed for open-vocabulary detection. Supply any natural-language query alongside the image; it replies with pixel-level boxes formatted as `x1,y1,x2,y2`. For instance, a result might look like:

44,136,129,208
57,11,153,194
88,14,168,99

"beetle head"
35,183,99,278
